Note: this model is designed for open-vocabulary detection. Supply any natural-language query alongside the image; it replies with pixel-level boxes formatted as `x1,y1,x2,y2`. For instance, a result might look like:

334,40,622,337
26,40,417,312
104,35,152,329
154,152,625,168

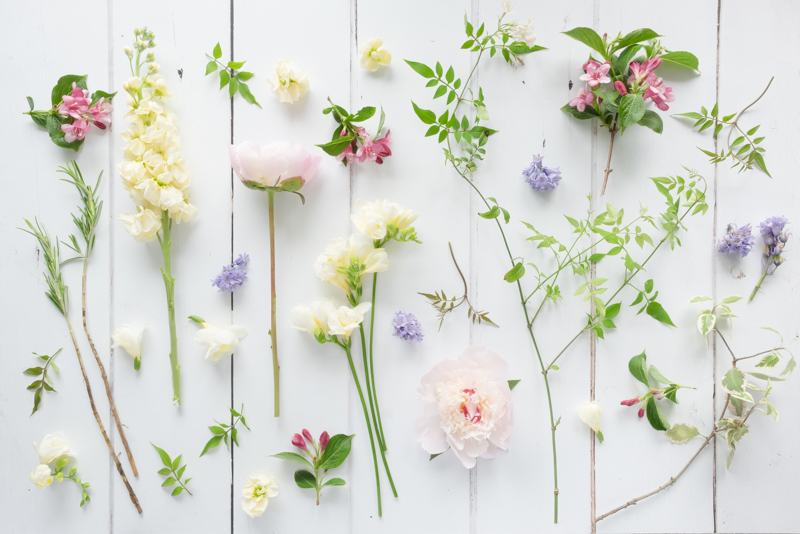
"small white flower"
112,324,145,360
291,299,336,337
327,303,371,339
502,0,514,13
314,235,390,293
511,18,536,46
351,199,418,241
359,38,392,72
194,322,248,363
33,433,70,466
267,61,310,104
241,473,279,518
119,207,162,243
30,464,53,488
578,400,604,443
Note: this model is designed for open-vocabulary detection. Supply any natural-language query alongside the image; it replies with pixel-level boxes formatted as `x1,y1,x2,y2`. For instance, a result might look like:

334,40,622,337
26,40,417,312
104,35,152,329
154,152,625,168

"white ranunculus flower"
30,464,53,488
34,433,70,466
327,303,371,339
291,299,336,337
578,400,604,442
351,199,418,240
359,38,392,72
313,234,390,292
241,473,279,518
194,322,249,363
112,324,145,360
267,61,310,104
511,18,536,46
119,207,162,242
415,346,514,468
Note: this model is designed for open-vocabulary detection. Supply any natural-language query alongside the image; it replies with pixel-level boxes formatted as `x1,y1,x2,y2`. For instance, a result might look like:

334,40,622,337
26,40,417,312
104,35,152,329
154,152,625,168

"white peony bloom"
30,464,53,488
415,346,514,468
267,61,310,104
241,473,279,518
291,299,336,337
511,18,536,46
578,400,604,442
194,322,249,363
34,433,70,466
359,38,392,72
351,199,418,241
327,303,371,339
119,207,162,243
314,234,390,292
112,324,145,361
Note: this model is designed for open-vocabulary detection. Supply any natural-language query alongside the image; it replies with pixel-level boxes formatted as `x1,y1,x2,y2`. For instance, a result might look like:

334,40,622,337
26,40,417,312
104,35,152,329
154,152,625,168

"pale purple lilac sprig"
522,154,562,192
212,254,249,292
717,223,754,257
392,311,424,343
750,216,789,301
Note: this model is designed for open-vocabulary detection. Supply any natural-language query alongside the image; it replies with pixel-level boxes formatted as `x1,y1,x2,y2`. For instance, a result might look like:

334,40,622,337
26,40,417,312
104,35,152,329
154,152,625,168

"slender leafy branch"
23,349,62,416
201,404,251,456
152,443,193,497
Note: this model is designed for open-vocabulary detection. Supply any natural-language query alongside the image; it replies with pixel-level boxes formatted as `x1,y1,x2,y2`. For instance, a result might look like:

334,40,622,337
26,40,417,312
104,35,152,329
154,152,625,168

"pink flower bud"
614,80,628,96
620,397,640,407
638,408,645,418
302,429,313,442
657,396,664,400
651,390,659,396
319,431,330,452
291,433,308,451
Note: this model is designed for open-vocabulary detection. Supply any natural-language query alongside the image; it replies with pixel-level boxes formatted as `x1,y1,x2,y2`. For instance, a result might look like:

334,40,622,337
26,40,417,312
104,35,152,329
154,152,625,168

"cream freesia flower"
327,303,371,339
33,433,70,466
578,400,604,442
112,324,145,359
359,38,392,72
291,299,336,338
30,464,53,488
194,321,248,363
241,473,279,518
119,207,162,243
414,346,513,468
267,61,309,104
351,199,418,241
313,234,389,292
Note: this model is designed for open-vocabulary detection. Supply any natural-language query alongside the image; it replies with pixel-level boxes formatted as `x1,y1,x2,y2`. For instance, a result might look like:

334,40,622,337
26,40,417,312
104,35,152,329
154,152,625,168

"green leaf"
562,27,607,57
752,152,771,177
411,101,436,125
219,70,230,89
561,103,599,120
425,125,440,137
229,77,239,98
23,367,43,376
648,365,673,385
200,435,223,457
177,465,186,479
227,60,245,69
205,61,218,75
721,295,742,304
644,279,654,293
659,51,700,72
619,94,646,133
172,456,181,470
213,42,222,59
628,352,650,387
236,71,254,81
404,59,435,79
508,379,521,391
319,434,354,470
696,312,716,337
351,106,376,122
646,302,676,327
162,477,177,487
645,397,670,431
26,96,34,111
605,303,621,319
238,82,261,108
208,426,224,435
323,478,346,487
445,66,455,83
478,206,501,219
271,452,313,468
617,28,661,49
171,486,184,497
665,423,701,443
756,352,780,368
721,367,746,395
151,443,172,467
316,136,354,157
51,75,88,107
294,470,316,489
504,263,525,283
637,110,663,133
157,468,171,476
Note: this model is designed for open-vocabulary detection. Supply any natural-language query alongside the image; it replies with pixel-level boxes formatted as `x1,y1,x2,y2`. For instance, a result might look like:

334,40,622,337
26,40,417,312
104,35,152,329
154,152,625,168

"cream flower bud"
33,433,70,465
327,303,371,339
194,322,248,363
112,324,145,361
30,464,53,488
359,38,392,72
148,62,161,74
241,473,279,518
267,61,309,104
119,207,162,243
578,400,604,443
124,46,133,59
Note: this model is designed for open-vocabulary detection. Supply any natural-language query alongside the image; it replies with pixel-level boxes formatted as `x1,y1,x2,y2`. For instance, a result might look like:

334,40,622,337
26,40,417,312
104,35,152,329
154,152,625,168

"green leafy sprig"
19,219,69,316
200,404,251,456
272,433,352,506
317,98,389,165
24,349,61,416
53,457,91,507
205,43,260,107
675,76,773,176
624,351,695,431
58,161,103,260
151,443,193,497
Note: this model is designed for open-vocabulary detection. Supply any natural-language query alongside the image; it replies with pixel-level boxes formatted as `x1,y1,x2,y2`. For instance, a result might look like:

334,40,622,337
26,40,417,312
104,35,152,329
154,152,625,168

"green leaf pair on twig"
200,404,251,456
24,349,61,416
205,43,260,107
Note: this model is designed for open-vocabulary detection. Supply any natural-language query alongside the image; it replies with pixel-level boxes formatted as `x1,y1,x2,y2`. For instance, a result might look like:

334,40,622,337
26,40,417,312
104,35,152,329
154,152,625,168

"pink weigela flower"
628,57,662,85
88,97,113,129
61,119,91,143
643,74,675,111
579,60,611,87
568,85,594,112
613,80,628,96
57,83,90,119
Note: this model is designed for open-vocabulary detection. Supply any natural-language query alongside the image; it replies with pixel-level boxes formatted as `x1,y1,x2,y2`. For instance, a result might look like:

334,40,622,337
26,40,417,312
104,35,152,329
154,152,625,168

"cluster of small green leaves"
200,404,251,456
23,349,61,416
272,434,352,505
151,443,193,497
627,351,694,432
461,14,544,65
205,43,260,107
627,278,675,327
317,100,387,163
651,169,709,249
19,219,69,317
675,79,773,177
53,457,91,507
562,27,698,135
24,75,116,151
58,161,103,260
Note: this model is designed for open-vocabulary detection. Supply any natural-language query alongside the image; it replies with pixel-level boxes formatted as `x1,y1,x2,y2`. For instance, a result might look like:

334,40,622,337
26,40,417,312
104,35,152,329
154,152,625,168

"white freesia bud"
112,324,145,361
194,322,248,363
241,473,279,518
30,464,53,488
291,299,336,337
314,235,390,292
351,199,418,241
267,61,310,104
327,303,371,339
359,38,392,72
578,400,604,442
33,433,70,465
119,207,162,243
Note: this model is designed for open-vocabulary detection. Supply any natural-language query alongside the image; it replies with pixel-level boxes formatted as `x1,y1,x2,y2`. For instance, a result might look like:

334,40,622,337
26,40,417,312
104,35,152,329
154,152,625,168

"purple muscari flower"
717,223,754,257
759,216,789,273
522,154,562,192
212,253,250,292
392,311,424,343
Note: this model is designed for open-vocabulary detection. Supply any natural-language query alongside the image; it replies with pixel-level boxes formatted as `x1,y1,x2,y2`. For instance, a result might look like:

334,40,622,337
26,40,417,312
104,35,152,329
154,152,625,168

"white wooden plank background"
1,0,798,533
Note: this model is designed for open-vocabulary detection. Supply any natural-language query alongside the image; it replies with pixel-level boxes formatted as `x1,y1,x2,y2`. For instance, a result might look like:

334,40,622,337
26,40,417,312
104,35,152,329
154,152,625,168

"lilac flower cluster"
522,154,562,192
392,311,424,343
759,216,789,274
717,223,754,257
212,254,250,292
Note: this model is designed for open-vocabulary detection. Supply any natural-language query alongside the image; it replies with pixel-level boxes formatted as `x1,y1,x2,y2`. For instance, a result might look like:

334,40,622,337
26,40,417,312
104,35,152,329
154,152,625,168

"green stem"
369,273,388,452
750,268,768,301
268,190,280,417
343,345,382,517
159,210,180,406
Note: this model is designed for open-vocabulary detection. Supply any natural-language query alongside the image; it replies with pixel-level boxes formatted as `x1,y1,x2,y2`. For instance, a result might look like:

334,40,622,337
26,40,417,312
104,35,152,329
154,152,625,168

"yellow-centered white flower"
327,303,371,339
111,324,145,360
30,464,53,488
33,433,70,466
241,473,279,518
351,199,418,241
267,61,309,104
359,38,392,72
291,299,336,337
314,234,390,292
194,322,249,363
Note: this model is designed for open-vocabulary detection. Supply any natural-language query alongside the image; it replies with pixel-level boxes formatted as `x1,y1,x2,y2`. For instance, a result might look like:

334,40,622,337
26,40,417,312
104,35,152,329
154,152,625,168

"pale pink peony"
414,346,514,468
643,74,675,111
61,119,91,143
57,83,90,119
229,141,321,191
568,85,594,112
579,60,611,87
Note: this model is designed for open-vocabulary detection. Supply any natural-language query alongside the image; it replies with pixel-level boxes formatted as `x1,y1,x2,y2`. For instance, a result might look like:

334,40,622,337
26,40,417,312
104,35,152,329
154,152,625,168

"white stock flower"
327,303,371,339
359,38,392,72
267,61,310,104
119,207,162,243
33,433,70,466
415,346,513,468
351,199,418,240
30,465,53,488
578,400,603,442
291,299,336,337
111,324,145,359
313,234,390,292
241,473,279,518
194,322,249,363
511,18,536,46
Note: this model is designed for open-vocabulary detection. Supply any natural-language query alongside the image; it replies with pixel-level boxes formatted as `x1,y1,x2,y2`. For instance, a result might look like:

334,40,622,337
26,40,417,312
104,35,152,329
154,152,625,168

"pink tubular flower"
643,75,675,111
620,397,640,407
638,408,645,418
291,433,308,451
568,85,594,112
579,60,611,87
613,81,628,96
319,431,330,452
61,119,91,143
628,57,662,85
302,429,313,442
57,83,90,119
88,97,113,129
371,130,392,164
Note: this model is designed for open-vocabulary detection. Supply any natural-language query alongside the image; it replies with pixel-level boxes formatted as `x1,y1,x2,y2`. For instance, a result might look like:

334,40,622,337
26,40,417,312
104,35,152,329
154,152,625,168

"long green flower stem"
749,268,769,301
369,273,388,451
268,190,280,417
159,210,180,406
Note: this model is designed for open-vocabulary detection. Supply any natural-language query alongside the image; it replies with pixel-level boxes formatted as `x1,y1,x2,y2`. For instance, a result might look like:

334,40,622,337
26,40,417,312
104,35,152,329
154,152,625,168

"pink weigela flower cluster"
58,83,113,143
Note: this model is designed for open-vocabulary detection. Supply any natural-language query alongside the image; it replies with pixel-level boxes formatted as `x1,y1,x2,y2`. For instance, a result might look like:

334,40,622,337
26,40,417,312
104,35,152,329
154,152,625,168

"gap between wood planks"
349,0,358,530
711,0,722,531
106,0,116,530
229,1,236,533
